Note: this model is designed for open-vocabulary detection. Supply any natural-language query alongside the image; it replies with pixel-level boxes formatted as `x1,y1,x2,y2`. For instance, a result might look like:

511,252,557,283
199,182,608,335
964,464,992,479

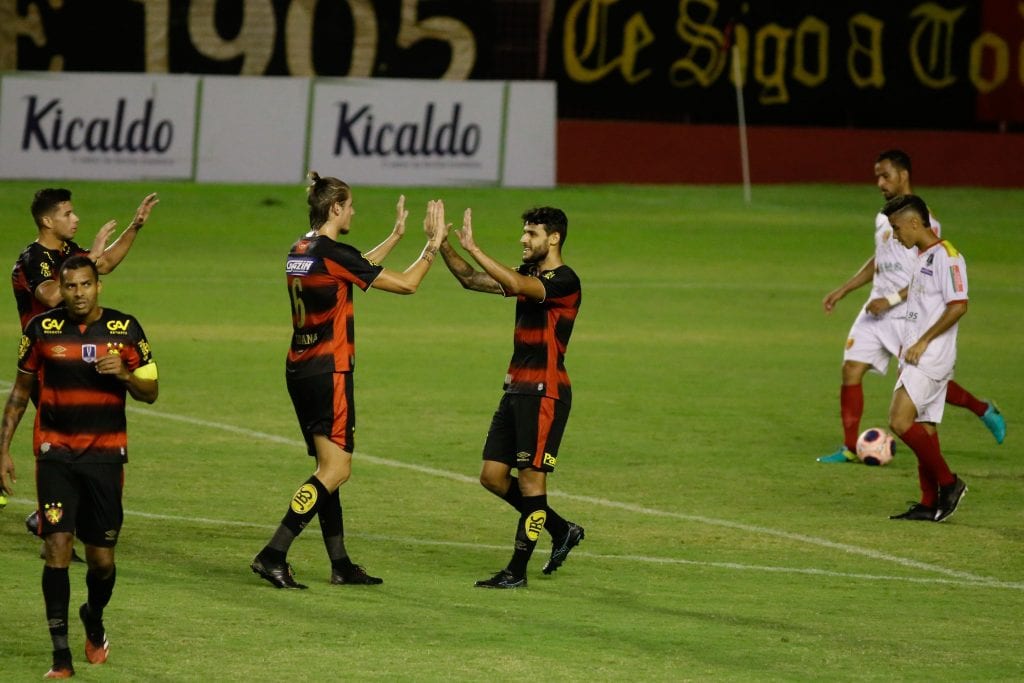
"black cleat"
935,476,967,522
542,522,585,574
474,569,527,589
889,502,937,521
330,564,383,585
250,556,308,589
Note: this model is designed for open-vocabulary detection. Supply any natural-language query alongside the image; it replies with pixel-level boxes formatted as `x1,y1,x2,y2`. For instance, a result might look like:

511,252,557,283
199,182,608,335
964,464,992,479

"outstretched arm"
0,371,36,495
363,195,408,264
439,209,503,294
93,193,159,274
370,199,450,295
456,209,546,301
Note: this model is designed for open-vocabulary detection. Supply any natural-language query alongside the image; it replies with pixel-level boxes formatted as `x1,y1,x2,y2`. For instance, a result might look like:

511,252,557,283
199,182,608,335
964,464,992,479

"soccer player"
12,188,157,559
438,206,584,589
881,195,968,521
250,173,450,589
0,255,160,678
818,150,1004,463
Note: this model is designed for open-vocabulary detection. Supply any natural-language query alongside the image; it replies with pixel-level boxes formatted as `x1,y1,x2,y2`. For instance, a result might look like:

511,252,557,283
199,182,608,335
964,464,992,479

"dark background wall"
3,0,1021,184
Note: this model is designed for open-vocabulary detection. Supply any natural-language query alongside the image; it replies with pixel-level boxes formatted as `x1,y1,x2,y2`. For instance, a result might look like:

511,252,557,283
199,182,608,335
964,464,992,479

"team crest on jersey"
82,344,98,363
44,502,64,525
925,253,934,267
882,230,891,242
286,257,316,275
106,342,124,356
846,338,855,350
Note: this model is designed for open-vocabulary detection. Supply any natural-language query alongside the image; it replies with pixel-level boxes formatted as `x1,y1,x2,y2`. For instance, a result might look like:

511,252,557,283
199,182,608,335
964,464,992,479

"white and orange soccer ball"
856,428,896,466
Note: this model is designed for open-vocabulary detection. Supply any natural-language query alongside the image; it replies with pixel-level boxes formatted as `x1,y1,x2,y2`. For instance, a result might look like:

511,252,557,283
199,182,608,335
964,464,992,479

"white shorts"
895,364,948,424
843,308,904,375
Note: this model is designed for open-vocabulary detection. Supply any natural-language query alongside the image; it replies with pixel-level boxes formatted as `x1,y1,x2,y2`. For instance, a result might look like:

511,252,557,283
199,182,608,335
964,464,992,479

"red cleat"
43,664,74,678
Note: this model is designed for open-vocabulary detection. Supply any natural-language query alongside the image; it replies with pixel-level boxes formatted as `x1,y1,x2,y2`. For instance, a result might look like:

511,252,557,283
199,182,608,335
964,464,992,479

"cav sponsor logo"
106,319,131,333
44,502,64,525
286,257,316,275
41,317,64,333
524,510,547,541
82,344,98,363
543,452,557,468
290,483,318,514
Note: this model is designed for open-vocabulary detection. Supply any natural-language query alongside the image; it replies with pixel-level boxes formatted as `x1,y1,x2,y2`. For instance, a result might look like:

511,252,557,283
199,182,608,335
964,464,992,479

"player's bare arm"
0,371,36,494
823,256,876,313
34,279,63,308
903,301,968,365
93,192,159,274
456,211,545,301
439,210,503,294
88,220,117,262
364,194,408,264
370,199,449,295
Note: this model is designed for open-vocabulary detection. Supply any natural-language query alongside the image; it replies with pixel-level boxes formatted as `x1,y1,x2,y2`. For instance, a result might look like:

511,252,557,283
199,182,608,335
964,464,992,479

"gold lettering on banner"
188,0,274,75
396,0,475,79
753,23,792,104
563,0,654,84
792,16,828,88
909,3,965,89
130,0,170,72
670,0,727,87
286,0,378,76
0,0,50,70
847,12,884,88
970,32,1009,93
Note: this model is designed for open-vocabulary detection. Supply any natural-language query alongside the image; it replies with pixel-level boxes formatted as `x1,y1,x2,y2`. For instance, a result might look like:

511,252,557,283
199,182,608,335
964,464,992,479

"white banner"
308,78,504,186
0,73,198,180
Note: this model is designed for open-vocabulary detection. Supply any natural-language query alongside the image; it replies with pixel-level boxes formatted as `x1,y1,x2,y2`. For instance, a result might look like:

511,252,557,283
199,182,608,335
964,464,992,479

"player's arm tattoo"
439,242,503,294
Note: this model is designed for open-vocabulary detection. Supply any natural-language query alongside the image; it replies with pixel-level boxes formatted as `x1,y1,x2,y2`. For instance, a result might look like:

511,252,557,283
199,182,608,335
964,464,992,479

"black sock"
85,565,116,621
318,489,354,571
42,566,70,653
263,476,330,558
506,495,547,578
504,477,569,538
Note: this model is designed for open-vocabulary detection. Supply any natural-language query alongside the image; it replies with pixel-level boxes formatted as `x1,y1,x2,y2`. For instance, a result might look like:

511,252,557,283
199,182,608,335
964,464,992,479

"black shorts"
287,372,355,456
482,393,570,472
35,460,124,547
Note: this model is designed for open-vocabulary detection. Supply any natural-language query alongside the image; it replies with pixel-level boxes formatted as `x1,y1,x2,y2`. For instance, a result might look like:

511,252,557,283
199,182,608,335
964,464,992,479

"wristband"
886,292,902,306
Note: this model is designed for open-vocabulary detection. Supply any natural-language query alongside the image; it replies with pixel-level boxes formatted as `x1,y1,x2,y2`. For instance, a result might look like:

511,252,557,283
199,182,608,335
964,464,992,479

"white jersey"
866,211,941,317
902,239,968,380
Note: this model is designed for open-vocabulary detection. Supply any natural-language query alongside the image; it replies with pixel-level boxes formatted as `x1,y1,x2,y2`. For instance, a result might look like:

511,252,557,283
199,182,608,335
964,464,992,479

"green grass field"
0,179,1022,681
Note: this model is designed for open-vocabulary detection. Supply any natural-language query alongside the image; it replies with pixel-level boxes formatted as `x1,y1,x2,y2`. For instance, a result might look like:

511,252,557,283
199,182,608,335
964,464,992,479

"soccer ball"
856,428,895,466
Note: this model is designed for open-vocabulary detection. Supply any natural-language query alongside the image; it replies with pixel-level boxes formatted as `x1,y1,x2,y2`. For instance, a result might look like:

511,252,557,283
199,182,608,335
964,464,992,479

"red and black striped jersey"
285,232,382,378
11,240,88,329
17,307,155,463
503,264,581,404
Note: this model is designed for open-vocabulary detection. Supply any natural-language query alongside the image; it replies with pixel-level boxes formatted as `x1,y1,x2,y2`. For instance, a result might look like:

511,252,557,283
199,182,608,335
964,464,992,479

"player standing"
439,206,584,588
250,173,449,589
881,195,968,521
0,255,159,678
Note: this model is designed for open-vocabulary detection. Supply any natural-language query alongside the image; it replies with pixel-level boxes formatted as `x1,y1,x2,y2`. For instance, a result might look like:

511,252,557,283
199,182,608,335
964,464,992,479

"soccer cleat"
26,509,39,535
43,664,75,679
330,564,383,585
816,446,857,463
250,556,308,589
889,502,937,521
934,476,968,523
474,569,527,589
980,402,1006,444
543,522,585,575
79,603,109,665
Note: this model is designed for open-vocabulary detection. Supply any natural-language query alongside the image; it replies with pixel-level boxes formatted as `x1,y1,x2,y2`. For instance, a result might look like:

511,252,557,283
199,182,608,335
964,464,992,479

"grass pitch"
0,179,1022,681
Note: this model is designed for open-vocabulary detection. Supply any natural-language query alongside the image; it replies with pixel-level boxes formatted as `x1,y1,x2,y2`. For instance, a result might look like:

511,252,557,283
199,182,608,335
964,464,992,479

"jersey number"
289,277,306,328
